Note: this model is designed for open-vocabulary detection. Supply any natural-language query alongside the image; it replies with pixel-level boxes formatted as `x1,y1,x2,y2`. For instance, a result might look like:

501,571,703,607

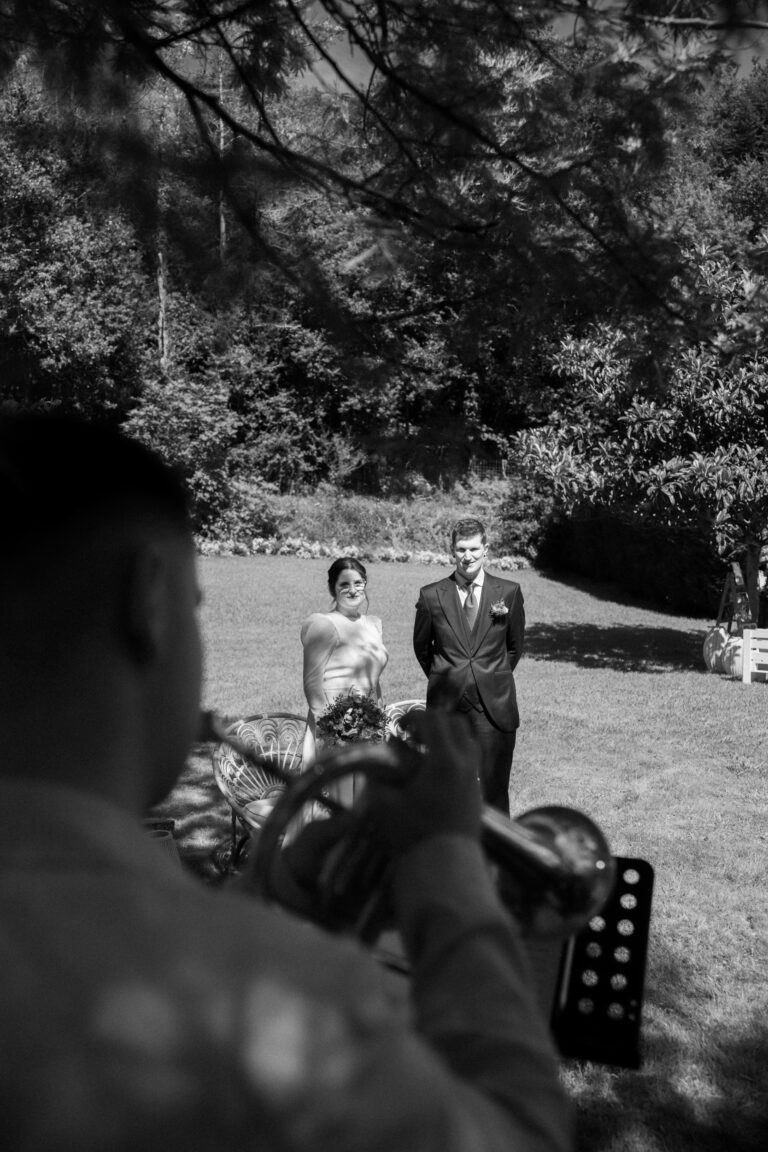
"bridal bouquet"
317,691,387,746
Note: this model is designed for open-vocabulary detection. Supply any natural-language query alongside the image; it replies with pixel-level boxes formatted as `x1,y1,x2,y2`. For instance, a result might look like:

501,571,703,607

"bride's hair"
328,556,368,607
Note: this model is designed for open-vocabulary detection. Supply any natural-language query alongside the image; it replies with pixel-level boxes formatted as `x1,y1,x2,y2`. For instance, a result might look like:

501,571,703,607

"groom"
413,517,525,814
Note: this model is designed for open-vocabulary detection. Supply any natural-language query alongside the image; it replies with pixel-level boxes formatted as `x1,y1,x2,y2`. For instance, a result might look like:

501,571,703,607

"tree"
702,61,768,238
2,1,765,326
0,66,149,418
5,1,768,526
519,257,768,618
516,51,768,617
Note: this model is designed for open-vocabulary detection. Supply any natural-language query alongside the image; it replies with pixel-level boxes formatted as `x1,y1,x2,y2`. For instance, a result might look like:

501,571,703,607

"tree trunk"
218,59,226,260
157,245,169,371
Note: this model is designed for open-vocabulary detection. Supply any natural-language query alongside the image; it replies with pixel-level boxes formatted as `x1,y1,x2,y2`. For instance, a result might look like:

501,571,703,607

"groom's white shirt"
456,565,485,608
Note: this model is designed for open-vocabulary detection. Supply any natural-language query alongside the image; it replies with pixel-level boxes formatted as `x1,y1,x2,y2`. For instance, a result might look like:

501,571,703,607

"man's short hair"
450,517,487,548
0,414,191,557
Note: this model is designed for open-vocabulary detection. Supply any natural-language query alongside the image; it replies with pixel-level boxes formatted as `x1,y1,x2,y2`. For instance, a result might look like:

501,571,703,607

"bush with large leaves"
520,260,768,616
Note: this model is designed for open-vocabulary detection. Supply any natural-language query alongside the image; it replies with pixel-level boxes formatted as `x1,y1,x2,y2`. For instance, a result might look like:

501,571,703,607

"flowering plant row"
196,534,529,571
316,692,387,746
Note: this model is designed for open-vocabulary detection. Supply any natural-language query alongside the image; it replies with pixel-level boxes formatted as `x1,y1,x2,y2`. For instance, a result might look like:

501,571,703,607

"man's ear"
120,544,170,663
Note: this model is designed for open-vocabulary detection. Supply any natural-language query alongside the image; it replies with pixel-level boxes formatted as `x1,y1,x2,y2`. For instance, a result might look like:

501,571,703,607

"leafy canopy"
2,1,764,315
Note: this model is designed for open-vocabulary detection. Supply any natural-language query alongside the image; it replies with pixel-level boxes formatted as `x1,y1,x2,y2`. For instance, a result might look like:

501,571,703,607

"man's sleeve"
385,835,572,1152
228,834,570,1152
506,586,525,672
413,590,434,676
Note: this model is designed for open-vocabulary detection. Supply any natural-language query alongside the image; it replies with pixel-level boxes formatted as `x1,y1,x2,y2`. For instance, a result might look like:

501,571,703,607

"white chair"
384,699,427,741
212,713,307,866
741,629,768,683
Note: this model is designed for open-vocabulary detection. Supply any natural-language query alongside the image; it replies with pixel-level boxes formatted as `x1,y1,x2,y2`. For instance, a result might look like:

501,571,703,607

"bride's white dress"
300,610,389,804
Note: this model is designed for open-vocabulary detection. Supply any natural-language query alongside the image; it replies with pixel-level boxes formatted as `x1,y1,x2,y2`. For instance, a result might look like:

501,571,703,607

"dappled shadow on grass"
525,622,705,673
568,943,768,1152
147,743,232,884
571,1026,768,1152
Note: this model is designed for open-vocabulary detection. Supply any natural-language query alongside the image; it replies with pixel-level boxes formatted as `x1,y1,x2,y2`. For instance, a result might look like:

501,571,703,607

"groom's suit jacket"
413,571,525,732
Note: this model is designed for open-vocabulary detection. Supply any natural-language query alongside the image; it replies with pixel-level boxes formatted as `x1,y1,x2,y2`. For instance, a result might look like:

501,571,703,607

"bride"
300,557,389,803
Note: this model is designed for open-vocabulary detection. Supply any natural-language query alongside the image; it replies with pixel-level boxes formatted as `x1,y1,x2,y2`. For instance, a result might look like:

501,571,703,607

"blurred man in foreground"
0,415,570,1152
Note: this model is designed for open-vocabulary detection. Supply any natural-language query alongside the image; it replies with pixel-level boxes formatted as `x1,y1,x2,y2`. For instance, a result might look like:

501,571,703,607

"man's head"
450,517,488,582
0,414,202,808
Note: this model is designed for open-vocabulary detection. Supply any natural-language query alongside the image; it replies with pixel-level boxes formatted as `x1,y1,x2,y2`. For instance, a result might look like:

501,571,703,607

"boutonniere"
490,599,509,619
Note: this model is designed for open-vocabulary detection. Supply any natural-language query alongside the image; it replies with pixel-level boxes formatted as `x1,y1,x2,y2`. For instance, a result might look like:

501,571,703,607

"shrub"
124,371,237,531
195,474,546,558
193,531,529,569
211,478,282,541
269,479,512,553
495,463,556,559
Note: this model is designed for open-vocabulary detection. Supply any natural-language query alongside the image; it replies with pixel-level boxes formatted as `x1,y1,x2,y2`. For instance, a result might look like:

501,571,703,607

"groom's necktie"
463,581,479,630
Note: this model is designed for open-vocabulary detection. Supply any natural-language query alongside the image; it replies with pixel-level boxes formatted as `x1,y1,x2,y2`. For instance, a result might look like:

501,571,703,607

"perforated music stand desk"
528,856,654,1069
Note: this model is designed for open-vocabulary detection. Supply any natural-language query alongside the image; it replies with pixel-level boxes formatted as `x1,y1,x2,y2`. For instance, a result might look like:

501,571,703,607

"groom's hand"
361,711,483,856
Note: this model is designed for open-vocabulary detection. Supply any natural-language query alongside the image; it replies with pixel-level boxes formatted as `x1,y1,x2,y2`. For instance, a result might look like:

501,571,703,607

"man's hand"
360,711,483,856
240,713,483,925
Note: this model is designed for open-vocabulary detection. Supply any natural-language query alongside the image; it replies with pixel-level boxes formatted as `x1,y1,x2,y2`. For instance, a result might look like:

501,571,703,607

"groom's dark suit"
413,570,525,812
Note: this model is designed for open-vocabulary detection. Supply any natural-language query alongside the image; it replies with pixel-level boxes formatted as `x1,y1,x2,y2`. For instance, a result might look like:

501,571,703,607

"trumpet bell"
485,805,616,938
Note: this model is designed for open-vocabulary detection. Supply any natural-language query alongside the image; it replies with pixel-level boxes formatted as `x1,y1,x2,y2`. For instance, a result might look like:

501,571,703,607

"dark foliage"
539,511,726,616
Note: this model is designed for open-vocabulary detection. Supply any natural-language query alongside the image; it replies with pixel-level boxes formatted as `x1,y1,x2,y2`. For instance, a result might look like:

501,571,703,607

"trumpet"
200,710,616,941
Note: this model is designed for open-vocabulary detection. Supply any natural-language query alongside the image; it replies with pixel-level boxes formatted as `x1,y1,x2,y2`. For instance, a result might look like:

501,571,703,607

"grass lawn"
158,555,768,1152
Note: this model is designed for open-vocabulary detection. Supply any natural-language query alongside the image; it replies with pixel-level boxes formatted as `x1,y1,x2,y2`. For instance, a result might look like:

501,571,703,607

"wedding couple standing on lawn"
300,517,525,814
